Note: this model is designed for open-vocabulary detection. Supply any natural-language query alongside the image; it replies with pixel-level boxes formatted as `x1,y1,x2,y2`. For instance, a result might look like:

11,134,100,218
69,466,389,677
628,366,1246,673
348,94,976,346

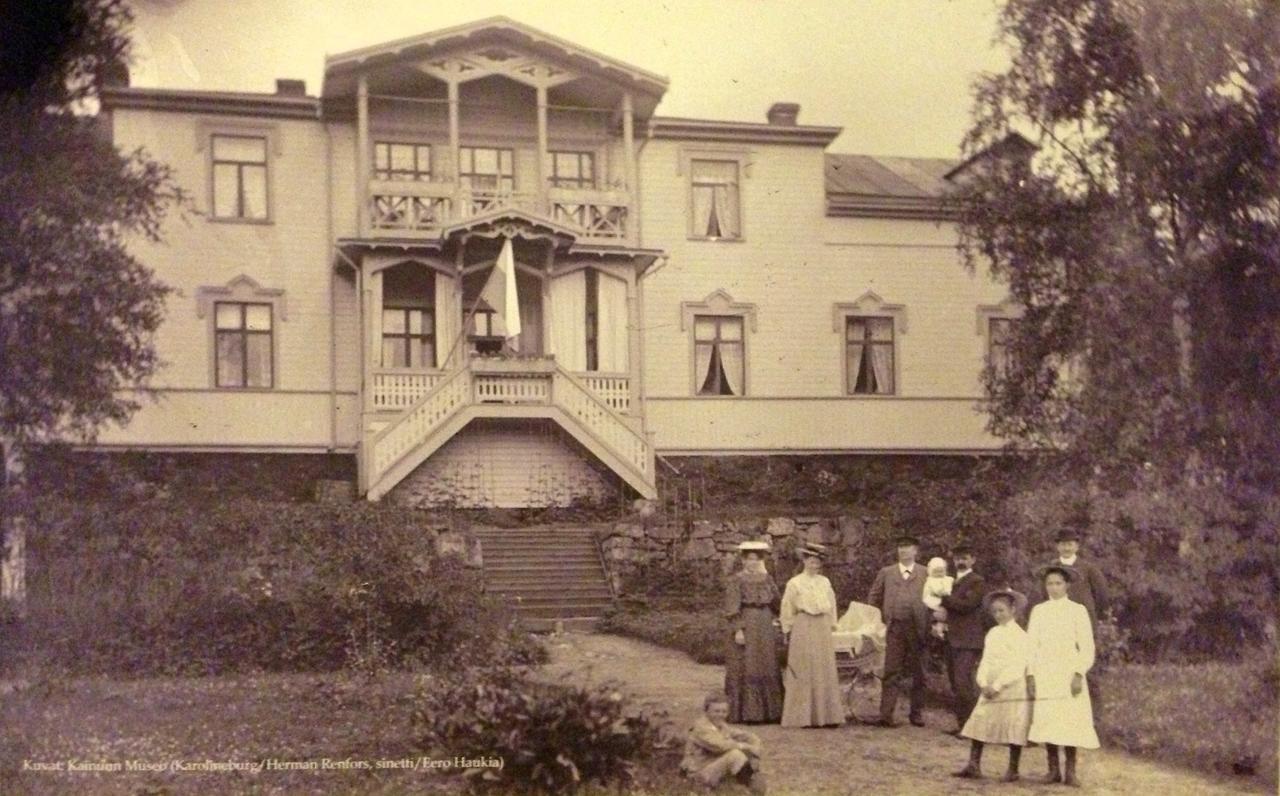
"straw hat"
796,541,828,560
982,587,1028,615
736,540,772,554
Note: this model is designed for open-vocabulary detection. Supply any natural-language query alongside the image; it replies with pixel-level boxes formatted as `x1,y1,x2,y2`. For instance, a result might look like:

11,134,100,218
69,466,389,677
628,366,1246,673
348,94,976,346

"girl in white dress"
779,542,844,727
1027,565,1100,787
954,589,1032,782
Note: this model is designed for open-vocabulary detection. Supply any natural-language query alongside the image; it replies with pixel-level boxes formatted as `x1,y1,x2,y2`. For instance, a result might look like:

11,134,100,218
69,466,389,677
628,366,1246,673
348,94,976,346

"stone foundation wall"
599,512,876,595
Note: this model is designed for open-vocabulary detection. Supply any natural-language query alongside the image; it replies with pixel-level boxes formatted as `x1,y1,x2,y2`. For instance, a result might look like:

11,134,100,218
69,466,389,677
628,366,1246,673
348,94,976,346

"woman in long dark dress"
724,540,784,723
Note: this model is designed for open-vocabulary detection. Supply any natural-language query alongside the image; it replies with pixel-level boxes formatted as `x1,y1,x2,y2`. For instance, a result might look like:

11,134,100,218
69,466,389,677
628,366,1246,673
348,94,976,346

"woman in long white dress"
954,589,1032,782
779,542,844,728
1027,565,1100,787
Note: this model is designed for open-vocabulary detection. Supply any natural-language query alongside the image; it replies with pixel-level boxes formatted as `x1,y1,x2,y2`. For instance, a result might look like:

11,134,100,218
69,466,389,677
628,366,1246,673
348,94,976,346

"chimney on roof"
766,102,800,126
275,79,307,97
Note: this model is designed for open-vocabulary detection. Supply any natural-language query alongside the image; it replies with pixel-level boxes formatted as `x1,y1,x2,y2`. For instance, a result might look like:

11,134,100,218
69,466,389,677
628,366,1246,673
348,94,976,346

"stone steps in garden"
474,525,615,622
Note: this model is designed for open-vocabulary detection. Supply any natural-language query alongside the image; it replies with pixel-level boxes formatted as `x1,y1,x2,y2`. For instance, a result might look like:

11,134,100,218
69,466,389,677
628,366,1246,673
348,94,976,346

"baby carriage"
831,601,887,722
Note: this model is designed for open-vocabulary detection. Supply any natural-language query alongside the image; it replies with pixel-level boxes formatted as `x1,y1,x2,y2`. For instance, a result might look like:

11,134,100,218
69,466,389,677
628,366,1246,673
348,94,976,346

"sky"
127,0,1009,159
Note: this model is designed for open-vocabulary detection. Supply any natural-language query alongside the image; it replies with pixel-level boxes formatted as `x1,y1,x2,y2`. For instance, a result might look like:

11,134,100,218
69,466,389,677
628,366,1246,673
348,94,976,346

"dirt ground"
542,632,1270,796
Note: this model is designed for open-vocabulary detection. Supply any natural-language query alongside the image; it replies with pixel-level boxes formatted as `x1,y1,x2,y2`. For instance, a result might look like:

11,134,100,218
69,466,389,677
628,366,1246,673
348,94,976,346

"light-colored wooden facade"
95,17,1012,506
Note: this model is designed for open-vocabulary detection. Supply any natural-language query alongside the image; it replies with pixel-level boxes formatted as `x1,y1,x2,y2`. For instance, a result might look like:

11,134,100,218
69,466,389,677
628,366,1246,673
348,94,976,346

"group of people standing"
685,526,1111,790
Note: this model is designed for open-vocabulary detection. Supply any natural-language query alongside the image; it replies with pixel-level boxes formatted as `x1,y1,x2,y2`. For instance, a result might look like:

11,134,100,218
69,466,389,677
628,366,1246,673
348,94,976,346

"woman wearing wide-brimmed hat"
778,542,844,727
723,540,784,723
954,587,1032,782
1027,564,1099,787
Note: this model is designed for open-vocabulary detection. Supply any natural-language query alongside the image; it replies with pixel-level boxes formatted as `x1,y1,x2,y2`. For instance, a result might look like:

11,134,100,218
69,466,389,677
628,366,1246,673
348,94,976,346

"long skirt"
1028,672,1100,749
961,678,1032,745
725,607,784,723
780,613,844,727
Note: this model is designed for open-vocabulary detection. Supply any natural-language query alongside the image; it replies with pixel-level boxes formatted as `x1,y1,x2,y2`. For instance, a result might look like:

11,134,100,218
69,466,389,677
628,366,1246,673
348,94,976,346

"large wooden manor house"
96,16,1017,508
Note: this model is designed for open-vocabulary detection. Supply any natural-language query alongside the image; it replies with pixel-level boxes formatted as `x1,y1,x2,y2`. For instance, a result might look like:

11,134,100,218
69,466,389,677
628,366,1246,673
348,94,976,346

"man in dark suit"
1034,527,1111,627
867,535,931,727
940,543,987,733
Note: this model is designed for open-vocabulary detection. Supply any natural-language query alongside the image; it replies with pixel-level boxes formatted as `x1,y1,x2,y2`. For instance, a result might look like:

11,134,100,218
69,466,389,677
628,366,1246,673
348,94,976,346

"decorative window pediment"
196,275,287,320
831,291,907,334
975,296,1023,336
680,289,758,332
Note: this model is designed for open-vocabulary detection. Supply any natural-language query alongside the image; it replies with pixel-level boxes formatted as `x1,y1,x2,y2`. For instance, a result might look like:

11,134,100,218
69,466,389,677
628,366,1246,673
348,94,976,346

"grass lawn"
0,670,460,795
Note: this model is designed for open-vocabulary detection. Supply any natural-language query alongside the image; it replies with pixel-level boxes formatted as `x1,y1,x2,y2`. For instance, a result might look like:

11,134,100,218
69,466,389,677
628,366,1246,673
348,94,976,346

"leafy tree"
956,0,1279,487
956,0,1279,653
1,0,185,607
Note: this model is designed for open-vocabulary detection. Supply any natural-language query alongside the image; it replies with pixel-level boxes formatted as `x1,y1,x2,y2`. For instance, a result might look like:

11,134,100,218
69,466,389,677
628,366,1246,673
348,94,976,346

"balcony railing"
367,181,631,243
365,357,653,500
371,365,630,413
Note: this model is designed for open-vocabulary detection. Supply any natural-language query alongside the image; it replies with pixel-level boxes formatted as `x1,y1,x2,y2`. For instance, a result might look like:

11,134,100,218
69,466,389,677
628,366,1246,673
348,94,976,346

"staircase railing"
367,366,471,486
551,367,652,483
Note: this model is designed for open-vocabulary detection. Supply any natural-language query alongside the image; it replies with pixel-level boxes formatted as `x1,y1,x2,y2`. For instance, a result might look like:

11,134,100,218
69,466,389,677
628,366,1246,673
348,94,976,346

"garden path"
542,632,1266,796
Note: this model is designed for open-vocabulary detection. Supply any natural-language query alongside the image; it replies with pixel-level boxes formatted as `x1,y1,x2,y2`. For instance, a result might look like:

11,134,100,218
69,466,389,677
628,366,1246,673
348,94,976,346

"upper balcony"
322,17,668,248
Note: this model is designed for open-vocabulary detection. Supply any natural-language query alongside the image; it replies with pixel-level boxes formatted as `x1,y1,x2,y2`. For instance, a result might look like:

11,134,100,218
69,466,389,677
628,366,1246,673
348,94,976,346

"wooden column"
365,267,383,412
536,84,549,215
447,80,460,212
356,75,369,235
625,267,642,417
621,91,636,243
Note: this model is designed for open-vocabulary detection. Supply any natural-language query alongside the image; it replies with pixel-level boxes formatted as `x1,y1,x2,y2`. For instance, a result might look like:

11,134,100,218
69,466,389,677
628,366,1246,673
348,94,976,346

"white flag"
479,237,521,341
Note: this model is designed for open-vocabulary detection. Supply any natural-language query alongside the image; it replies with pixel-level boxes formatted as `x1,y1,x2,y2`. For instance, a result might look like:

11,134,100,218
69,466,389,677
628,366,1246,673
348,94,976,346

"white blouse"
780,572,838,633
976,620,1032,692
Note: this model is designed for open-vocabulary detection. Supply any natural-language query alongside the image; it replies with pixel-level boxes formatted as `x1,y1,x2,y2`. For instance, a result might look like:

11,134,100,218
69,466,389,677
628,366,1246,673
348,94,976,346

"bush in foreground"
8,495,533,676
412,663,655,794
601,607,726,665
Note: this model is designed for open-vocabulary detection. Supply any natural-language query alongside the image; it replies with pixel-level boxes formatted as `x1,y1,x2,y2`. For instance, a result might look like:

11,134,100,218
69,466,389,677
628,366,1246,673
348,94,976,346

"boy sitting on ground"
681,691,768,794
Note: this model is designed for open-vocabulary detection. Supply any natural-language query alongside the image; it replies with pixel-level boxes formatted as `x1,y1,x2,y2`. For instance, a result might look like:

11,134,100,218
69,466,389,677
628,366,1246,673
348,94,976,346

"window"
584,269,599,371
846,316,894,395
382,308,435,369
374,142,432,181
459,146,514,192
694,315,744,396
988,317,1014,379
215,302,273,388
211,135,268,220
690,159,740,239
550,151,595,189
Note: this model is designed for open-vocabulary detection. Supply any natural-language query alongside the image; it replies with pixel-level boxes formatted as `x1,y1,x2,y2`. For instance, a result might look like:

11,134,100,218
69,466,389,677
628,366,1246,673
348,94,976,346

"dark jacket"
1033,557,1111,626
867,562,930,639
940,570,988,650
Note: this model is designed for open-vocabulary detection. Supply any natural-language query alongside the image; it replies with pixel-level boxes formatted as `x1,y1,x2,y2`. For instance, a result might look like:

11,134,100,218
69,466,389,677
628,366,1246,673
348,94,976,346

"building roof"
824,153,960,220
646,116,842,146
323,16,668,106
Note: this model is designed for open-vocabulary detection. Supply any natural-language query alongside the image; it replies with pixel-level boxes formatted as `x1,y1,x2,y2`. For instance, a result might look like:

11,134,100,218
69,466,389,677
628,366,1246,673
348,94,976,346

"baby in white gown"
922,557,954,640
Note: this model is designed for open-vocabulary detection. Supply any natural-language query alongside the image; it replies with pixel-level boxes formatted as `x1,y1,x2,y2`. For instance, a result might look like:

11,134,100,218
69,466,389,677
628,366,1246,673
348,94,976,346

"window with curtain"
382,308,435,368
690,159,740,239
211,135,267,220
584,269,599,371
459,146,514,191
846,316,894,395
694,315,744,396
550,151,595,189
374,142,432,181
215,302,273,388
988,317,1014,379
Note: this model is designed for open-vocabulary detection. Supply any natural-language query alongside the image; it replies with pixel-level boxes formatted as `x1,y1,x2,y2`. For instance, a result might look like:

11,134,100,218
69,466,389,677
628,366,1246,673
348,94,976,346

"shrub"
1002,475,1280,659
6,494,529,676
617,557,726,611
412,664,655,794
601,607,727,665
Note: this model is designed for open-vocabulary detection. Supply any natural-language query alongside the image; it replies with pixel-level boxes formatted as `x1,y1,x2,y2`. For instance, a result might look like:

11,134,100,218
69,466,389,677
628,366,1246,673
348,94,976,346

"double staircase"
473,526,616,625
361,357,656,502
